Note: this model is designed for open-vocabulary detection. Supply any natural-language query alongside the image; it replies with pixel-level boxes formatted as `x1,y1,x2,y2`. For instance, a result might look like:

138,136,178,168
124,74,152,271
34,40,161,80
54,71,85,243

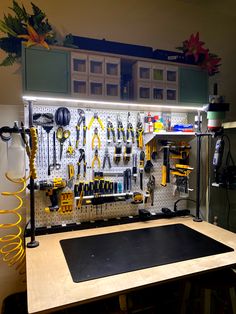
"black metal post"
27,100,39,248
193,133,202,222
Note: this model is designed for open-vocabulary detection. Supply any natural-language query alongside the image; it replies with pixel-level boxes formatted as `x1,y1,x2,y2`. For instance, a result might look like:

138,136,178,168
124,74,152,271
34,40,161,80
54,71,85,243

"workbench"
26,217,236,313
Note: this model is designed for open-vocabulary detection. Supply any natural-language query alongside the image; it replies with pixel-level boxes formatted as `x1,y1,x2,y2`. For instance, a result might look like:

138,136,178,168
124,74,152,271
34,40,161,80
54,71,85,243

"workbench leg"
202,288,211,314
119,294,128,313
180,280,191,314
229,287,236,314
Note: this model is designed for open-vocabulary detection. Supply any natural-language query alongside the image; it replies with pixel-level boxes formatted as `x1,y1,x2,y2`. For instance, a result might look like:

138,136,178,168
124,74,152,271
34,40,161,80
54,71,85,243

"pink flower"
183,32,208,63
200,51,221,75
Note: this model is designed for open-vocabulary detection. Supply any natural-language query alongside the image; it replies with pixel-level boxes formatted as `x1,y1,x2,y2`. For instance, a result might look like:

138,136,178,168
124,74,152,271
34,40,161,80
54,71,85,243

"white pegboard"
25,103,190,228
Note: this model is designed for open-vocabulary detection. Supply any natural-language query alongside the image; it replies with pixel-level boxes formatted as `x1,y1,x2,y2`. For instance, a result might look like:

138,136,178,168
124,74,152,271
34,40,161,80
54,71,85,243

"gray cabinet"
22,46,70,95
179,67,208,104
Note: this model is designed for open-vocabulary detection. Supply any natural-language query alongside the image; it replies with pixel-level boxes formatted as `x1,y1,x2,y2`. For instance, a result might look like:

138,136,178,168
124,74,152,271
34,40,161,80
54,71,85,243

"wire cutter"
126,112,135,143
88,112,104,130
77,148,86,179
92,127,101,149
107,116,116,143
117,114,126,142
102,147,111,169
76,109,86,148
92,147,101,168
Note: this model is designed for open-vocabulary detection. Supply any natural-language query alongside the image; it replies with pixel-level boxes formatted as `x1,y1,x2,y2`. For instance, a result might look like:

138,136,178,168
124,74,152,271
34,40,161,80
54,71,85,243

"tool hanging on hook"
92,127,101,150
117,114,126,143
136,113,144,149
77,149,86,179
88,112,104,130
106,116,116,143
42,125,53,176
126,112,135,143
49,131,61,172
56,127,70,160
76,109,86,148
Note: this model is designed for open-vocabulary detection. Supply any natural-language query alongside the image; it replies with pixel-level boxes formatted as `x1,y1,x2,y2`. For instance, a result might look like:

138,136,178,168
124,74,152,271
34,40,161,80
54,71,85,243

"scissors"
56,127,70,160
49,131,61,171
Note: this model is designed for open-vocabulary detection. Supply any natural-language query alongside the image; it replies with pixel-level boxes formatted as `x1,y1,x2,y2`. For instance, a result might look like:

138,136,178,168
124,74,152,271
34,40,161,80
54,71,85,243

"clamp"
76,109,87,148
136,113,144,149
107,116,116,143
126,112,135,143
117,114,126,142
77,149,86,179
102,147,111,169
92,127,101,149
88,112,104,130
92,147,101,168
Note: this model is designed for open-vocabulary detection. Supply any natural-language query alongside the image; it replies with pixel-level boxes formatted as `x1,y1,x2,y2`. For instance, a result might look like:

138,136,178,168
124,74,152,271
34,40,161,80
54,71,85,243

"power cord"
174,198,196,212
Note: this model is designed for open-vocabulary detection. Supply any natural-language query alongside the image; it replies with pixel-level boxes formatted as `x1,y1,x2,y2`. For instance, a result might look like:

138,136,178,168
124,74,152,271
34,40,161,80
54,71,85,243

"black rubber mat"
60,223,233,283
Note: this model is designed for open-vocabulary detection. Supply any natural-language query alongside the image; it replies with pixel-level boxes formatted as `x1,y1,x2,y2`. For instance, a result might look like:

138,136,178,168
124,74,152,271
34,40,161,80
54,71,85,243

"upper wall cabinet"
22,45,208,105
179,67,208,104
22,46,70,95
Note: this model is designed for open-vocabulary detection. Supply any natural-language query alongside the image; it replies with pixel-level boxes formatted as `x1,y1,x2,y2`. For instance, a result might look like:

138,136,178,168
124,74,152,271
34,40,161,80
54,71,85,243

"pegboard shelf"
144,131,195,144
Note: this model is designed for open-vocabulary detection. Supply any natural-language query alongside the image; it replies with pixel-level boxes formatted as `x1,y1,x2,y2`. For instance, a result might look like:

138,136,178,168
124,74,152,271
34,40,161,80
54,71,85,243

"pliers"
102,147,111,169
117,114,126,142
126,112,135,143
88,112,104,130
136,113,144,149
77,149,86,179
76,109,86,148
107,116,116,143
92,127,101,149
92,147,101,168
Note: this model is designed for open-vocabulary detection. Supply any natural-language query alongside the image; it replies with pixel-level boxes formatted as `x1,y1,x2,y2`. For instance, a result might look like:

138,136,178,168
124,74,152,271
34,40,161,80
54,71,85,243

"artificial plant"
0,0,56,66
177,32,221,76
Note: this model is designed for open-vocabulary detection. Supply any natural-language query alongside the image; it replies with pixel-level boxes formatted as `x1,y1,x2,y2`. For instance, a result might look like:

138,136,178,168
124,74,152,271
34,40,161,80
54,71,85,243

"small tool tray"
60,223,233,283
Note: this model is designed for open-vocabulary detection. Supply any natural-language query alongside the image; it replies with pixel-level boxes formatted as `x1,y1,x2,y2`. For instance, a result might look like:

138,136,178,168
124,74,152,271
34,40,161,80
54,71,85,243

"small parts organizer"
25,103,191,229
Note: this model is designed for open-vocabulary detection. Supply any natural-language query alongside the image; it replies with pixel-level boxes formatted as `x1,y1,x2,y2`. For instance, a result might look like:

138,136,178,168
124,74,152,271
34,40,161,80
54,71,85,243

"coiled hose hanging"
0,127,37,275
0,175,27,274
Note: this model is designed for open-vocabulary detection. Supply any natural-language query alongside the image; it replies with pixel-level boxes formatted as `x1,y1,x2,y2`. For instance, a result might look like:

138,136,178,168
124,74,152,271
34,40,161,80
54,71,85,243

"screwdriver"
139,151,145,190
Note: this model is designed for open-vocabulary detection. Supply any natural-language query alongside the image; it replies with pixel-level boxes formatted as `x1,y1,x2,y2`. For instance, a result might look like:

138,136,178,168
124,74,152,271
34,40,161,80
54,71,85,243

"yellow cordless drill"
35,178,66,212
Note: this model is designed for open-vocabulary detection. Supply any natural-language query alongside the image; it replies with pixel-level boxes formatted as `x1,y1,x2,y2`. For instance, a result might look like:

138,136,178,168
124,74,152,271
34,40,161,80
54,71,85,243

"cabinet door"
23,47,70,94
179,67,208,104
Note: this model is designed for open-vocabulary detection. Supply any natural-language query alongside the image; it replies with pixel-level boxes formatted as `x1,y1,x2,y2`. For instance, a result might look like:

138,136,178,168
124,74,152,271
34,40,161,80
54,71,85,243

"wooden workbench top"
26,217,236,313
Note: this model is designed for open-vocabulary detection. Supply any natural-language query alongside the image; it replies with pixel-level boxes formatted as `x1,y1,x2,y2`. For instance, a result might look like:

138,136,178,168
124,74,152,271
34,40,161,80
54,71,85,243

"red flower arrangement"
178,32,221,76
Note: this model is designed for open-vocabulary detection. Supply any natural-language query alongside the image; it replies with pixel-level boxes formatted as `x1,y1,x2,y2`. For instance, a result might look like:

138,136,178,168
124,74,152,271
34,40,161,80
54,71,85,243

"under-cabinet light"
22,95,204,112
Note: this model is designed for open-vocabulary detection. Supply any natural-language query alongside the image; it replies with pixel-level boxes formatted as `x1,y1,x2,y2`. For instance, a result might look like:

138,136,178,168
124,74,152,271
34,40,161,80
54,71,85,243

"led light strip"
22,95,204,112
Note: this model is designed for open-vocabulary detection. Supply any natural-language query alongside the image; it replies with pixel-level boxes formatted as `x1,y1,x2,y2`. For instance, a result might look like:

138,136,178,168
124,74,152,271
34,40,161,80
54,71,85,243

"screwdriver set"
25,103,192,228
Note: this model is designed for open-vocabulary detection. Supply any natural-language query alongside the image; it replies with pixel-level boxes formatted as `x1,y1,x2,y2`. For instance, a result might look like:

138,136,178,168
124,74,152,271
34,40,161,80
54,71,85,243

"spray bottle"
7,121,26,179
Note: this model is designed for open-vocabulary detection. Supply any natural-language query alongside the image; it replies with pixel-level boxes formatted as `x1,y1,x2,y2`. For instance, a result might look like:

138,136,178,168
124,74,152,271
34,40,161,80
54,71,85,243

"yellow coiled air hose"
0,127,38,275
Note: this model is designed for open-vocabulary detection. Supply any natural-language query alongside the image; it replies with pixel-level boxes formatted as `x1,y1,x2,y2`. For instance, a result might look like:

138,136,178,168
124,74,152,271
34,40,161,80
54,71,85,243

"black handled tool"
49,131,61,173
139,151,145,190
43,125,53,176
147,175,155,206
132,153,137,183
